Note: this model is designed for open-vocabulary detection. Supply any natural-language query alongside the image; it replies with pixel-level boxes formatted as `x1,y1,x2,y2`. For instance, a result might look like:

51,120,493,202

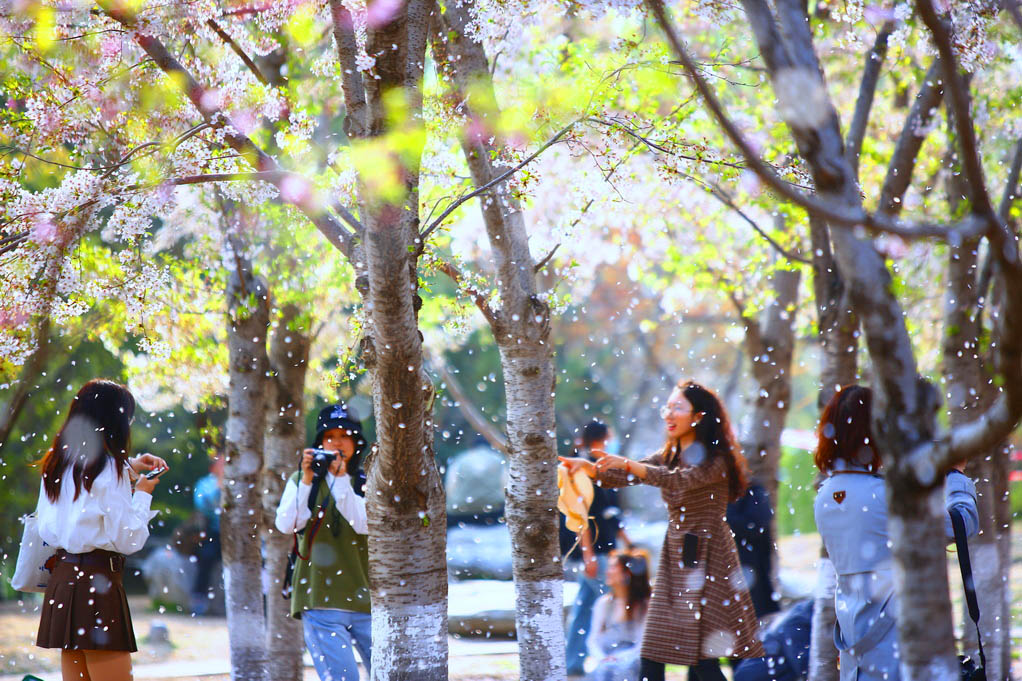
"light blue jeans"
565,554,609,674
302,608,372,681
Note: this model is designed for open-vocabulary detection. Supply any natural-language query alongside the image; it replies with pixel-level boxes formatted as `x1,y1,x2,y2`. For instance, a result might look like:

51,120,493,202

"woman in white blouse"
35,379,168,681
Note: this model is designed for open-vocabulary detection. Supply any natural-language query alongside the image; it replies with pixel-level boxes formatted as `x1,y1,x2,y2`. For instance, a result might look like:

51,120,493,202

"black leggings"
639,657,726,681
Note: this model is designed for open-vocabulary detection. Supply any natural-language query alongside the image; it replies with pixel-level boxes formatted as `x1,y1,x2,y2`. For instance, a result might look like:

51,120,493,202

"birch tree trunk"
806,215,852,681
733,266,799,620
943,132,1016,681
262,304,309,681
223,261,271,681
738,267,800,516
327,2,448,678
432,6,565,678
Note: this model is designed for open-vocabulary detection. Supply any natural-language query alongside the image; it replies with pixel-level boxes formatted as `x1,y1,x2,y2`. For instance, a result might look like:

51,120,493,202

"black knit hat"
314,403,367,456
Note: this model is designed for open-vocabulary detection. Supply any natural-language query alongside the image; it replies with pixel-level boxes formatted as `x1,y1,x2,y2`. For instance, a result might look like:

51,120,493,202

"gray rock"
445,446,508,516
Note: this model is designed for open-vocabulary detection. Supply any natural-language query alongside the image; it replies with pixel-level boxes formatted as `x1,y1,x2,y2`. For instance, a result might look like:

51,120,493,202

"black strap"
950,507,985,670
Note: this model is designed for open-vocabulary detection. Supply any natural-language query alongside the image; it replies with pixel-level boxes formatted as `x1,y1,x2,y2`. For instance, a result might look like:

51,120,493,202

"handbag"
10,512,56,593
950,508,986,681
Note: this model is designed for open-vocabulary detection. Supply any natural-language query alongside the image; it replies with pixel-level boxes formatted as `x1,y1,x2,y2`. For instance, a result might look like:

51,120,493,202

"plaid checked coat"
597,446,764,665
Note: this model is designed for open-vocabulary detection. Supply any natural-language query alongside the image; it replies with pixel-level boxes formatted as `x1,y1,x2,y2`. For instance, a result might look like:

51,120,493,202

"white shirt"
36,461,156,555
274,473,368,535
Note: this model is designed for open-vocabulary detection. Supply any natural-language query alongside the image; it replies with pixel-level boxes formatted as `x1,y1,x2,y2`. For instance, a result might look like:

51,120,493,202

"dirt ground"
1,530,1018,681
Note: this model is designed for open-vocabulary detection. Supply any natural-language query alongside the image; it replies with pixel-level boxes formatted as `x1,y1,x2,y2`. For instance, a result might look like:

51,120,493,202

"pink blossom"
367,0,402,27
863,6,896,25
0,308,28,330
505,131,528,150
154,182,176,205
465,116,491,144
280,175,312,204
101,99,120,122
231,108,258,135
739,170,762,197
100,35,122,59
200,89,223,111
31,216,58,244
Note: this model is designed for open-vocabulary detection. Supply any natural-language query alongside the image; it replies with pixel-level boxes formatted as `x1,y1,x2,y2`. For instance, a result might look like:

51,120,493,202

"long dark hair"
39,379,135,502
814,384,881,474
661,379,749,501
611,549,652,621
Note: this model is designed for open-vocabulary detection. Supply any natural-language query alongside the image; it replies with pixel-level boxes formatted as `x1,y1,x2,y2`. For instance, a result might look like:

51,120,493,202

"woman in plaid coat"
560,380,764,681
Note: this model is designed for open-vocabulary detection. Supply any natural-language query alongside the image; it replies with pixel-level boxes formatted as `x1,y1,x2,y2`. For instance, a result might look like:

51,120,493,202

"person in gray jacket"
812,385,978,681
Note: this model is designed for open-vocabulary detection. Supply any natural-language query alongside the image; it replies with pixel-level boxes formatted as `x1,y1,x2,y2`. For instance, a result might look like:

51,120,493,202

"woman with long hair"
560,379,764,681
813,384,978,681
585,549,652,681
35,379,168,681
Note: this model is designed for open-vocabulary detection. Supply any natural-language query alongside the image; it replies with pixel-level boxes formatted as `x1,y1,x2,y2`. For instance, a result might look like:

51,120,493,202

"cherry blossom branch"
878,60,944,216
419,121,578,244
206,19,269,86
533,244,560,273
915,0,994,217
97,0,364,258
846,21,896,178
435,258,498,328
328,0,369,140
644,0,996,244
425,348,510,455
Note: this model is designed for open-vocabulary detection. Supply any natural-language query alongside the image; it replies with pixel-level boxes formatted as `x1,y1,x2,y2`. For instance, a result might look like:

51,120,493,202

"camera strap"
950,507,985,671
282,477,334,599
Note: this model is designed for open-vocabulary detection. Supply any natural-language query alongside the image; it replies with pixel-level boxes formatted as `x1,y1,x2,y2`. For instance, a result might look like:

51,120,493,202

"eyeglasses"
659,404,692,419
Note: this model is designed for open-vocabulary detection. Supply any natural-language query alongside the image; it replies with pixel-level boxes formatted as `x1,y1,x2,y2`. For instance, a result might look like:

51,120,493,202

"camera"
309,448,337,479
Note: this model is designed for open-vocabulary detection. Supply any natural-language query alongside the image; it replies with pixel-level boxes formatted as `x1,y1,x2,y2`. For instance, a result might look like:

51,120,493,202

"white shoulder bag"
10,509,56,593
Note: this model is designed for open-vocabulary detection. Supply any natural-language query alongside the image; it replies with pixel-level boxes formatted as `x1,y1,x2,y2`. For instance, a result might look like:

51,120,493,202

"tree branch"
426,349,510,455
206,19,269,86
419,121,578,244
97,1,364,258
878,60,944,215
645,0,996,244
533,243,560,273
0,315,51,451
328,0,369,139
436,258,499,329
915,0,994,217
846,21,896,179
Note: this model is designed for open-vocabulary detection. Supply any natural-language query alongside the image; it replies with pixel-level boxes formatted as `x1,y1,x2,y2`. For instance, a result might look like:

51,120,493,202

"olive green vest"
289,472,371,617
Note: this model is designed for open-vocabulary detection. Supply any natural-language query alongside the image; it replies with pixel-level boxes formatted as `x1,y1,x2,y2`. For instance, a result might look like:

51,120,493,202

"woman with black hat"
35,379,168,681
274,403,372,681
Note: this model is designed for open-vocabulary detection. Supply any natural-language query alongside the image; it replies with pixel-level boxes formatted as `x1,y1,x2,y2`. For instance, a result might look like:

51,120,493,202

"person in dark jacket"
733,599,813,681
562,420,626,676
726,482,780,619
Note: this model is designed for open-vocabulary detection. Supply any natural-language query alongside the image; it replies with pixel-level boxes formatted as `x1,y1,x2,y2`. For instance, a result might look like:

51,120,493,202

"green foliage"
775,446,818,536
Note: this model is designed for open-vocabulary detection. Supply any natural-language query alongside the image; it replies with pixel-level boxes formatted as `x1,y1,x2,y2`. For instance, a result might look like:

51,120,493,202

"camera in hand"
309,448,336,479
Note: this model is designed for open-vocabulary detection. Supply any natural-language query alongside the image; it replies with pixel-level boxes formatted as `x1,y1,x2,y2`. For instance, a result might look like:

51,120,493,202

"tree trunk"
808,215,858,409
728,4,963,676
432,6,565,678
223,263,271,681
361,224,448,681
327,2,447,677
737,266,799,617
740,267,800,517
942,140,1013,680
806,216,856,681
262,304,309,681
963,446,1013,681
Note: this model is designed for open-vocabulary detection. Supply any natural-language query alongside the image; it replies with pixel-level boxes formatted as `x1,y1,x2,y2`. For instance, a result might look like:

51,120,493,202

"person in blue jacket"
812,385,978,681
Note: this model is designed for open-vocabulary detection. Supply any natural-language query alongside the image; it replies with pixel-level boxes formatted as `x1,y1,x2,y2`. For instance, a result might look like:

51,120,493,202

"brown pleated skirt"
36,550,137,652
